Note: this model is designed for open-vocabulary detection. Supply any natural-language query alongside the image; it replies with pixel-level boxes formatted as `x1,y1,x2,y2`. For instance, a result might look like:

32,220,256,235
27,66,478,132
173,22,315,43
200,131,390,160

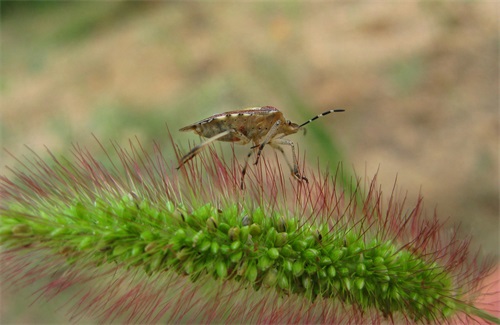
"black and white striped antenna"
299,109,345,128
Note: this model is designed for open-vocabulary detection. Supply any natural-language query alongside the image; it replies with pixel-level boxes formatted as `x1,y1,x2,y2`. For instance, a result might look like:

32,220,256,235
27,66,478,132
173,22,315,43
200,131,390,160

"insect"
177,106,345,188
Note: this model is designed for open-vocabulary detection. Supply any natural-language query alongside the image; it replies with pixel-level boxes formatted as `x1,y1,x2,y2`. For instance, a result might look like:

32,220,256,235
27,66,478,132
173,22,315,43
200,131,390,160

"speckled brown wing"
179,106,278,132
178,106,283,143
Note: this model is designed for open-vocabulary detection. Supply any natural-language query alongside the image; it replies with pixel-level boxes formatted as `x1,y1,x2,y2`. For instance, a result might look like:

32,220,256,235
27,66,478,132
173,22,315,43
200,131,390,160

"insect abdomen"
178,122,238,143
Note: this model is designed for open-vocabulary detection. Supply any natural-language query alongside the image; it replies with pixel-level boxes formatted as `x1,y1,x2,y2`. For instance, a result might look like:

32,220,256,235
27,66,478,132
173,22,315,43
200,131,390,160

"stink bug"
177,106,345,188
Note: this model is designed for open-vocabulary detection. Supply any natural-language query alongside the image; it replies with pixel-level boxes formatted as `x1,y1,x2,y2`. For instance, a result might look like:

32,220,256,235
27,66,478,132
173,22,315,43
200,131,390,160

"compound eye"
287,120,292,125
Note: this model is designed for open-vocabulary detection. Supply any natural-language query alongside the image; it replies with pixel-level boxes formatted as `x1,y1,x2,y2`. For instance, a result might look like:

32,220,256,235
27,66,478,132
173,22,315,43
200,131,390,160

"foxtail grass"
0,137,498,324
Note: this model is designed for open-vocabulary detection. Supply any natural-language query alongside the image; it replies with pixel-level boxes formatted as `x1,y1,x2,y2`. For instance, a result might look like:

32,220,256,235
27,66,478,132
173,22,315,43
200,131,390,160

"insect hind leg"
177,130,232,169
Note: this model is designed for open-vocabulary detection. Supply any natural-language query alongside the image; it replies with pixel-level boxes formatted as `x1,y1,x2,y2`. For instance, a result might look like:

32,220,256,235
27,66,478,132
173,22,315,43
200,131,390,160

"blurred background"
1,2,498,323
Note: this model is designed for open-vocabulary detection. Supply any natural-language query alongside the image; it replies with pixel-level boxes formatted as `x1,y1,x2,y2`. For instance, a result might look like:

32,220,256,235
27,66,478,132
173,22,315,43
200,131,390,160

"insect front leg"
177,130,234,169
270,139,308,183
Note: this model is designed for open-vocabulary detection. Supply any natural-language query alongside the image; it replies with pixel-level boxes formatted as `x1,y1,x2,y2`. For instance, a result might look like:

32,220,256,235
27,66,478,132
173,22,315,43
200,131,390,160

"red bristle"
1,134,497,323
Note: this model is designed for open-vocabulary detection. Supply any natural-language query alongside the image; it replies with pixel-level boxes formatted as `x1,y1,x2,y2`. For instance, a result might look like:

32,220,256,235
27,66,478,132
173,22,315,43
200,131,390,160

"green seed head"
0,138,496,325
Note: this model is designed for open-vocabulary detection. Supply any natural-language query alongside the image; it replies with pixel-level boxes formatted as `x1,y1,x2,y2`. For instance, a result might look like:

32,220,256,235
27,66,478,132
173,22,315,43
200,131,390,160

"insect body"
177,106,345,188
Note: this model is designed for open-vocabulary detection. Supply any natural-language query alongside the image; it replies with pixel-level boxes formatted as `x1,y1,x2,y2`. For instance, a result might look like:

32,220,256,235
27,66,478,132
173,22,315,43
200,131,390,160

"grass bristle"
0,135,498,324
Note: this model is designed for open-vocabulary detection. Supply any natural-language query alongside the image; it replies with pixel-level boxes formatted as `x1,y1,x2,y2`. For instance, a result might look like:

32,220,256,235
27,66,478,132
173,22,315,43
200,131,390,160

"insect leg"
269,143,294,175
240,147,255,189
254,119,281,166
270,139,308,183
177,130,232,169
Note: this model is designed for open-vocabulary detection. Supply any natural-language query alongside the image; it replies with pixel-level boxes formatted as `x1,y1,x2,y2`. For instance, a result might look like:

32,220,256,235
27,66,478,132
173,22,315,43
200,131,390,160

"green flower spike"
0,140,498,324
